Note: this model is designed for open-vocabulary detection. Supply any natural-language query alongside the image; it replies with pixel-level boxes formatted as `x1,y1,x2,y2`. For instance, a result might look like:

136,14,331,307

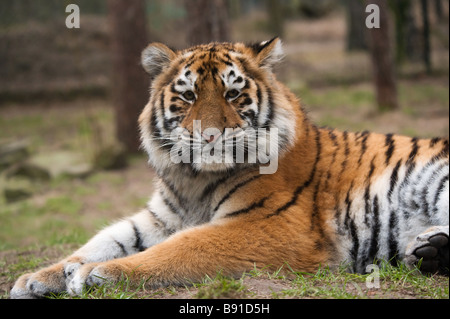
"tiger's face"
139,38,297,174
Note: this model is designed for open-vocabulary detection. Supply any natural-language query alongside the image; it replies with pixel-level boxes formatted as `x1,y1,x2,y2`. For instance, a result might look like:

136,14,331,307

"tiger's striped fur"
11,38,448,298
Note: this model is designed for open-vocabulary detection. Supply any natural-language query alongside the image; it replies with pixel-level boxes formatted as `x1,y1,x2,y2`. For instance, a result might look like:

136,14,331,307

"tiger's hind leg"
405,226,449,275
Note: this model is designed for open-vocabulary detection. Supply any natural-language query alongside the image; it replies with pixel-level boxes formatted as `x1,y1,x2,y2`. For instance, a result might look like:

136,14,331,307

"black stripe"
159,175,189,214
367,195,380,265
239,97,253,108
197,66,205,76
150,108,161,137
344,182,354,233
213,174,262,213
363,185,371,227
349,218,359,272
200,174,234,201
328,129,338,146
237,57,251,75
400,162,417,220
430,137,441,147
234,76,243,84
419,162,447,218
147,207,175,235
268,126,321,217
387,211,399,267
338,131,350,181
262,88,274,129
114,240,127,256
160,91,171,131
325,130,339,189
358,131,370,166
242,79,250,90
431,139,449,162
433,173,449,207
385,133,395,166
217,57,233,67
388,160,402,203
407,137,419,165
131,222,146,252
226,194,272,218
162,192,185,222
242,110,258,127
169,104,182,113
256,82,262,113
170,82,180,94
362,157,376,226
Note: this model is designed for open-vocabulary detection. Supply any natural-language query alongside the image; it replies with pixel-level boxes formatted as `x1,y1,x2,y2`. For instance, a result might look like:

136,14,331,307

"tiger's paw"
405,226,449,275
9,256,86,299
67,262,124,296
10,273,36,299
10,263,66,299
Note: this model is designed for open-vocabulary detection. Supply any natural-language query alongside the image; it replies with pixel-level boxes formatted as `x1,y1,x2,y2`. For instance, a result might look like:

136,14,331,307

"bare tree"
346,0,368,51
420,0,432,74
184,0,230,45
367,0,398,111
107,0,149,153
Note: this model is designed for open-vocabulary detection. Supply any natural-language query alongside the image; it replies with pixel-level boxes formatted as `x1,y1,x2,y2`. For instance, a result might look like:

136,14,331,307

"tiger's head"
139,38,298,174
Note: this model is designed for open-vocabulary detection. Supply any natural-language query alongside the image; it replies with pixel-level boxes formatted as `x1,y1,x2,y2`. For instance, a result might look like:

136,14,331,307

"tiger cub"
11,38,448,298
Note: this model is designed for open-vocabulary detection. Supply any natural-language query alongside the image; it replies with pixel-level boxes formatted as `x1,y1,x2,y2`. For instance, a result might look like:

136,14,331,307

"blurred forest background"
0,0,449,254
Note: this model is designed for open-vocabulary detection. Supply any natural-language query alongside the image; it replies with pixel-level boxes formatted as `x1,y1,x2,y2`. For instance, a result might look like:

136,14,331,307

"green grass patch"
194,272,251,299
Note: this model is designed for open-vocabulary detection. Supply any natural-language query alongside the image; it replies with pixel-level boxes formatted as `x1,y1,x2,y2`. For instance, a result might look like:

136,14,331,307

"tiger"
11,38,449,298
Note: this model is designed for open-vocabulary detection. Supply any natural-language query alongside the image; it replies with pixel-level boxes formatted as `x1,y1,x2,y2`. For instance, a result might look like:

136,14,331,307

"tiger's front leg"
10,207,176,299
67,213,328,296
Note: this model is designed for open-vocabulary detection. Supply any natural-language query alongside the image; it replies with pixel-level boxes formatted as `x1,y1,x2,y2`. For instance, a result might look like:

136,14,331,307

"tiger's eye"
226,89,240,100
182,91,196,101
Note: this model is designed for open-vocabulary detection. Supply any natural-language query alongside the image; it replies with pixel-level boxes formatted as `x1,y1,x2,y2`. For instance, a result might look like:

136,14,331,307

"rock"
62,163,94,179
3,177,34,203
0,140,29,171
93,144,127,170
28,151,94,179
6,163,51,182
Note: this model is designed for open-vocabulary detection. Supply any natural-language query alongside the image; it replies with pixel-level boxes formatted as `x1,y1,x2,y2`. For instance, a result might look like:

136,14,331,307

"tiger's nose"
202,131,222,143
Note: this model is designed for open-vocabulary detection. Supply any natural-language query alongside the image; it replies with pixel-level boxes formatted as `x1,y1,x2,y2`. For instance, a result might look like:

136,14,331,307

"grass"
277,262,449,299
193,272,251,299
2,255,446,299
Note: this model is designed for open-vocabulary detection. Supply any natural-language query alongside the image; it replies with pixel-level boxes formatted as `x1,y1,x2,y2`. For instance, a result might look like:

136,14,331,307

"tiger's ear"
141,43,177,79
249,37,285,70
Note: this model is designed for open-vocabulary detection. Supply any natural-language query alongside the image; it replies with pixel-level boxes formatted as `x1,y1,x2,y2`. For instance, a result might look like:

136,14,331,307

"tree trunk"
267,0,284,38
367,0,398,111
405,0,422,62
107,0,149,153
420,0,432,74
434,0,444,21
346,0,368,51
184,0,230,45
391,0,411,64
